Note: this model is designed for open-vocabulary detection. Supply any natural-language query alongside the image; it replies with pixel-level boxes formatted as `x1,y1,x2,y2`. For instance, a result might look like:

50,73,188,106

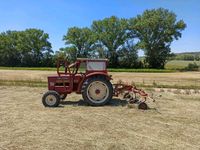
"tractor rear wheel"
42,91,60,107
82,77,113,106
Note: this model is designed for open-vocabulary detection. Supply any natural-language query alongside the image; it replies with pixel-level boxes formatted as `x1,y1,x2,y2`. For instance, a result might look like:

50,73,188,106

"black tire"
82,77,113,106
60,94,67,100
138,102,148,110
42,91,60,107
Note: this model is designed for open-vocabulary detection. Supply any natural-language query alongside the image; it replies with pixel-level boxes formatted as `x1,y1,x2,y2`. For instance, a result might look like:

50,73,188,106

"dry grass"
0,70,200,88
0,70,200,149
111,72,200,88
0,86,200,150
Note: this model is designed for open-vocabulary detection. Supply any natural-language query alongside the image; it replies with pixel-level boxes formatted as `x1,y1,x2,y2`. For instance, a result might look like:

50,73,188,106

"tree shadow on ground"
60,98,128,107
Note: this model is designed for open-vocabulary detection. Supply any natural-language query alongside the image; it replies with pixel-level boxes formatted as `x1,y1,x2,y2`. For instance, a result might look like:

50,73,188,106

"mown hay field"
0,86,200,150
0,70,200,149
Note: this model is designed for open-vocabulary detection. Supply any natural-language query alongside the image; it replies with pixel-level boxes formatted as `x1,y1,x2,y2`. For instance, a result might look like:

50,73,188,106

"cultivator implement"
113,83,155,110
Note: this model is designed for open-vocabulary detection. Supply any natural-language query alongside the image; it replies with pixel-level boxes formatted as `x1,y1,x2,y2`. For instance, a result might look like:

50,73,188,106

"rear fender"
76,72,112,94
86,72,112,80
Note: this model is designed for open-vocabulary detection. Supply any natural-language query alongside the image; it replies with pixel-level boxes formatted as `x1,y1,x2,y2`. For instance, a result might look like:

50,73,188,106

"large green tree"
56,46,77,63
0,31,21,66
19,29,53,66
118,42,139,68
0,29,53,67
130,8,186,68
92,16,134,67
63,27,95,59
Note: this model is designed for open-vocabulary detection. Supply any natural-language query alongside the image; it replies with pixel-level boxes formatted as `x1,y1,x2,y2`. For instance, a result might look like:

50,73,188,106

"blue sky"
0,0,199,54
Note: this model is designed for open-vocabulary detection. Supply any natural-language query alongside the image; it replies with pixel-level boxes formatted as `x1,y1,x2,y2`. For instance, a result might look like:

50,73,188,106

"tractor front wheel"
42,91,60,107
82,77,113,106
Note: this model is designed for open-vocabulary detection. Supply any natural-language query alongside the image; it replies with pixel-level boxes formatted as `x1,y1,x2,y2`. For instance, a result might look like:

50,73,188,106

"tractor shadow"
60,98,128,107
107,98,128,107
60,100,87,106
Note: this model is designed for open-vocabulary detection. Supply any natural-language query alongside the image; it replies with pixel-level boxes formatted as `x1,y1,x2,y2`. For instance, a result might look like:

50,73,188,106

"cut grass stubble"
0,70,200,90
0,86,200,149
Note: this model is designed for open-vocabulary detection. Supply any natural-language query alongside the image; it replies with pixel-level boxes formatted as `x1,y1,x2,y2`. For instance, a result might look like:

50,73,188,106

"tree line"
0,8,186,68
0,29,54,67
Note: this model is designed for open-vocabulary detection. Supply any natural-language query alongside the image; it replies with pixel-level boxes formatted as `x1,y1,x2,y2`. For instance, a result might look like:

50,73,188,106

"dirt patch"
0,86,200,149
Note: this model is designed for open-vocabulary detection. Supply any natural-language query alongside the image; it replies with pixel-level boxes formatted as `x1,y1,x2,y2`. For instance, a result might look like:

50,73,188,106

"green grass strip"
108,68,175,73
0,66,175,73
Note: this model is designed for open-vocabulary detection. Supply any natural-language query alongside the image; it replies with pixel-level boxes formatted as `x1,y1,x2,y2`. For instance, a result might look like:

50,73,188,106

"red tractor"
42,58,153,109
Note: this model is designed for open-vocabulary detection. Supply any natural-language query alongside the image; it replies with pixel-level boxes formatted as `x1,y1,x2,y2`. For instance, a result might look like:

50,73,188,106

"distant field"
0,70,200,89
0,66,174,73
165,60,200,70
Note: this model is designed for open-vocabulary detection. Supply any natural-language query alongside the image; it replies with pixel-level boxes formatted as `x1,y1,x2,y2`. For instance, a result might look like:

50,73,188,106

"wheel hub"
45,95,56,106
95,89,100,95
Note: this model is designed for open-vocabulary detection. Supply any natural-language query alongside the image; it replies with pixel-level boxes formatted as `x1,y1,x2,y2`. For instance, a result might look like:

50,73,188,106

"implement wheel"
82,77,113,106
138,102,148,110
42,91,60,107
